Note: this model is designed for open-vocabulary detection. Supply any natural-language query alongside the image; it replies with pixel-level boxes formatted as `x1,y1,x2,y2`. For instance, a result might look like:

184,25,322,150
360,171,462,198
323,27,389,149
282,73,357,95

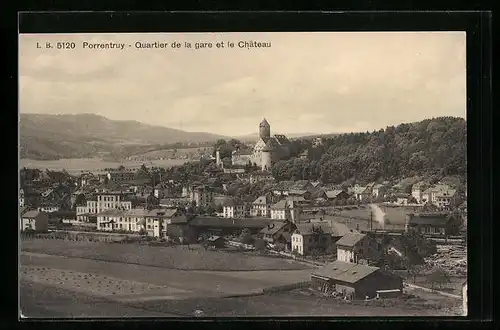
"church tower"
259,118,271,141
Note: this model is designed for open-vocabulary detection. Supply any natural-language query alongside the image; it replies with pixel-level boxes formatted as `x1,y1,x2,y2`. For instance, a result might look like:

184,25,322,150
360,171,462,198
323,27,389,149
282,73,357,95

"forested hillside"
272,117,466,185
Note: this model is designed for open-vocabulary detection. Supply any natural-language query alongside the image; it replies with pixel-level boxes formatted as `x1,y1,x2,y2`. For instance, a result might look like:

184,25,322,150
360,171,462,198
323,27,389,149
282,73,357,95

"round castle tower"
259,118,271,141
261,145,274,171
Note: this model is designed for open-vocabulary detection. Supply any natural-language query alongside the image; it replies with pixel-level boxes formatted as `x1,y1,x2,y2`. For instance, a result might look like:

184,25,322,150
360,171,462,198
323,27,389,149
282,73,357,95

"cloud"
19,32,466,136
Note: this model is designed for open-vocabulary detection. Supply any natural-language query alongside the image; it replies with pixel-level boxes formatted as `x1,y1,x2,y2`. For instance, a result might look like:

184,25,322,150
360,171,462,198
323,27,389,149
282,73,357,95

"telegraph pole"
370,210,373,232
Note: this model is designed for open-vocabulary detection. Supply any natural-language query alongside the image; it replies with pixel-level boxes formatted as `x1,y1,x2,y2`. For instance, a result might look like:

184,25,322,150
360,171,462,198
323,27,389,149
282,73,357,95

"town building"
107,170,135,183
218,119,292,171
352,186,371,202
311,260,403,299
421,184,458,208
411,182,430,204
205,235,226,249
270,199,300,222
259,220,297,249
222,199,247,218
147,208,188,238
396,193,411,205
335,232,381,264
372,184,387,200
20,210,49,232
19,189,25,208
325,190,350,202
291,222,334,256
123,208,149,232
405,213,462,236
37,205,60,213
189,216,273,236
188,185,214,208
249,172,275,184
154,182,175,199
76,191,133,222
96,209,125,231
251,195,271,217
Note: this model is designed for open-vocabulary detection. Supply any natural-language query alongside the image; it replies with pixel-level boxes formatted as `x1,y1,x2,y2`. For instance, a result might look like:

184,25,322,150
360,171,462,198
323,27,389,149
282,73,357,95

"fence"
21,231,128,243
266,249,326,267
227,240,255,250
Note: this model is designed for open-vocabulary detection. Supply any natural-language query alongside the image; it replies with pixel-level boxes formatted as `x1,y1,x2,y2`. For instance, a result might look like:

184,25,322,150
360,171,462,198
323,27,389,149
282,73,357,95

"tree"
428,267,451,289
74,193,86,207
240,228,254,245
254,238,267,251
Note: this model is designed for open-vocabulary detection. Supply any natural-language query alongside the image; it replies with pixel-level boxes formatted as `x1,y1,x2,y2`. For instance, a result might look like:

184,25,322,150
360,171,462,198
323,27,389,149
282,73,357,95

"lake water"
19,158,189,174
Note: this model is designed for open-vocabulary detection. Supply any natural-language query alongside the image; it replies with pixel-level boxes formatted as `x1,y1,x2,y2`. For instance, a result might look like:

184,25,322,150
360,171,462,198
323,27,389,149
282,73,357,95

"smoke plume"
369,204,386,229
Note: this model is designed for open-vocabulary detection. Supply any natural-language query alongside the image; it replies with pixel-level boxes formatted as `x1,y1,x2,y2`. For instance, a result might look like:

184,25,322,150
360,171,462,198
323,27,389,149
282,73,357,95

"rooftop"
406,213,452,226
189,216,273,229
260,221,288,235
253,195,269,205
22,210,44,218
325,190,345,199
312,260,380,284
335,232,367,247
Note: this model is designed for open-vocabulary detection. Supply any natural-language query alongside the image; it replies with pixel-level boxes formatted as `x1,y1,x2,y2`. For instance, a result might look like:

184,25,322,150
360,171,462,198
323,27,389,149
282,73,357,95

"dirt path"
405,283,462,299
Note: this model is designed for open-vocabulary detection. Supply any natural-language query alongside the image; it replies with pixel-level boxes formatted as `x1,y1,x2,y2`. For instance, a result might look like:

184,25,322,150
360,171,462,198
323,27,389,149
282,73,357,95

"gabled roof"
325,190,345,199
97,209,126,217
154,182,172,189
271,199,293,210
189,216,272,228
335,232,367,247
22,210,44,218
264,138,280,151
124,208,149,217
353,186,369,194
232,148,253,156
289,189,308,195
407,213,452,226
260,221,288,235
329,221,353,237
273,134,290,145
253,195,269,205
434,189,457,198
207,235,224,242
146,208,180,218
312,260,380,283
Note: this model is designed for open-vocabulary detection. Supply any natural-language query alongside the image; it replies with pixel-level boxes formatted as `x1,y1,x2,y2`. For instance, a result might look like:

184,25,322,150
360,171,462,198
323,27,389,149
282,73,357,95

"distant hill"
20,113,230,160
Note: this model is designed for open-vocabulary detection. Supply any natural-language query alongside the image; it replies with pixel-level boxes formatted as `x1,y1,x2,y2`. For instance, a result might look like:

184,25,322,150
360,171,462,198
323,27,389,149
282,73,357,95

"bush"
254,238,267,251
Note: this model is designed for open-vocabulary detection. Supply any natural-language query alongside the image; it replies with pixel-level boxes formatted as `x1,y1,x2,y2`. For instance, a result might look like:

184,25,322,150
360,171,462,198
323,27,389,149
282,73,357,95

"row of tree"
271,117,466,185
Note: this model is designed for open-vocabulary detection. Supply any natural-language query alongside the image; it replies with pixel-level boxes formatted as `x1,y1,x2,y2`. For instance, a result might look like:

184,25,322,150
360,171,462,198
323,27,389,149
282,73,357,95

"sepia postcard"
19,31,467,318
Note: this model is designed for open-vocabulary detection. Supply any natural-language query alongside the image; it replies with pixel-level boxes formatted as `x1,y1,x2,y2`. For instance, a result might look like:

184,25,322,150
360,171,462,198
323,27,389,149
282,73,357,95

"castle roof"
260,118,270,127
264,138,279,151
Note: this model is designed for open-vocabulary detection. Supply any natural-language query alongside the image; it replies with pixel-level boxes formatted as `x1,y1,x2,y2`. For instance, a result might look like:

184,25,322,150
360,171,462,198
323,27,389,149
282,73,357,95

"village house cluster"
19,119,467,304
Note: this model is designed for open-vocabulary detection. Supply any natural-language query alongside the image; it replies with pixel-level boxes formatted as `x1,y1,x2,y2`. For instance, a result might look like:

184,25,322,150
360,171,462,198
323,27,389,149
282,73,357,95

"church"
217,119,291,171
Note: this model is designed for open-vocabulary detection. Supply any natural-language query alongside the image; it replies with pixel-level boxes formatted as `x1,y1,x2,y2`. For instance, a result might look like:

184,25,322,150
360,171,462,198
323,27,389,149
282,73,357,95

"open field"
20,247,461,318
20,280,176,318
21,239,310,271
19,157,189,174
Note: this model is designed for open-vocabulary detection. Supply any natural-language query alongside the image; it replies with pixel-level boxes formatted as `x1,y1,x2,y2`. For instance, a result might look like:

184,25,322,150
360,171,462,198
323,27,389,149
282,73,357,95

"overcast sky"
19,32,466,136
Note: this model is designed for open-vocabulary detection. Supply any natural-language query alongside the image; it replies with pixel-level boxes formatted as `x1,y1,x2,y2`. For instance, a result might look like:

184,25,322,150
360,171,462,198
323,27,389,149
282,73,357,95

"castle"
216,119,291,171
